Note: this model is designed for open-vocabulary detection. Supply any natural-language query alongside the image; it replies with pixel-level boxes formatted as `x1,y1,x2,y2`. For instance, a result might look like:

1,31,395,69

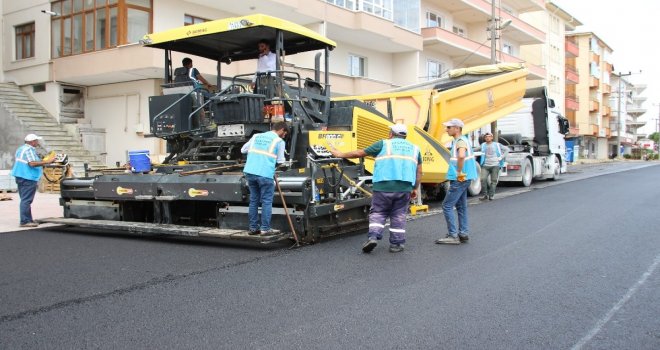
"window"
360,0,393,21
184,14,209,26
50,0,152,58
426,60,443,80
426,11,442,28
349,54,366,77
326,0,356,10
15,23,35,60
393,0,420,33
502,43,513,55
452,26,465,37
550,15,560,34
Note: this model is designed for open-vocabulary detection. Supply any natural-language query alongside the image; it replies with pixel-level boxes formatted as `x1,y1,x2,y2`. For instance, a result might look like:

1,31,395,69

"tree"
649,132,659,144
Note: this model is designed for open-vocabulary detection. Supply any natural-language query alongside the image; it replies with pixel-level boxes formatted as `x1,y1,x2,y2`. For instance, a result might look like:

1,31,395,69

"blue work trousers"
368,191,410,245
16,177,38,225
246,174,275,232
442,180,471,238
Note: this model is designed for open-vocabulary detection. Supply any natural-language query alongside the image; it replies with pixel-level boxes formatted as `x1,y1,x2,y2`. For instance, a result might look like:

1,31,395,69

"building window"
184,14,209,26
393,0,420,33
15,23,35,60
550,15,560,34
502,42,513,56
360,0,393,21
452,25,465,37
425,11,443,28
349,54,366,77
426,60,443,80
326,0,356,10
50,0,152,58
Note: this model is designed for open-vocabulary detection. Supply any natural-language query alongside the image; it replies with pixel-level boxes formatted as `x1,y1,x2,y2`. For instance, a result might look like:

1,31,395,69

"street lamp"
614,71,632,158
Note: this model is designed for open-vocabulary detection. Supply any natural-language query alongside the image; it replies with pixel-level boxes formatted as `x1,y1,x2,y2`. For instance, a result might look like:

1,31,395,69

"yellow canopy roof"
141,14,336,62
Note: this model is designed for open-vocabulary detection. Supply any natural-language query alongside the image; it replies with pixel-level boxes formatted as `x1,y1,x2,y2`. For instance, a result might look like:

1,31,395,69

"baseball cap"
442,118,464,128
484,132,493,136
390,123,408,136
24,134,43,142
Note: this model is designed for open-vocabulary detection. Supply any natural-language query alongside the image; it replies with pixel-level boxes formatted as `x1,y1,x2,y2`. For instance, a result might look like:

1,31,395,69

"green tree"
650,132,659,144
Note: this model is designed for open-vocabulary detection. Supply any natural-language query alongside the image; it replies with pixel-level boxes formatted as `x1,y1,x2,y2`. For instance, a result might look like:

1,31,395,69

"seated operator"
251,39,277,93
175,57,215,99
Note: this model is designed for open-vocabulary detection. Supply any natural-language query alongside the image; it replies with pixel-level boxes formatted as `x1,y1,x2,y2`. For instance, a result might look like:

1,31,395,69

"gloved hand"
457,172,467,182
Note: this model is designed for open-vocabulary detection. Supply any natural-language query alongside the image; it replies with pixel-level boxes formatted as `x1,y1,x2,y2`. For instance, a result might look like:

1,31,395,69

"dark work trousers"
367,191,410,245
16,177,38,225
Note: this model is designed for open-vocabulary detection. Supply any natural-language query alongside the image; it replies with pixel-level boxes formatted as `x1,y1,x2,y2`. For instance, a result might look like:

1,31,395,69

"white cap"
390,123,408,136
442,118,464,127
24,134,43,142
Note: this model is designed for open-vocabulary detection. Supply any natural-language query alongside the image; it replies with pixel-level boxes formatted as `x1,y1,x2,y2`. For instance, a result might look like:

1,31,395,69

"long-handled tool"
275,173,300,247
178,163,244,176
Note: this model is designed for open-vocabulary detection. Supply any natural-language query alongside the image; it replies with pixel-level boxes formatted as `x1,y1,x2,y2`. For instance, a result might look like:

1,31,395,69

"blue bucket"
128,150,151,173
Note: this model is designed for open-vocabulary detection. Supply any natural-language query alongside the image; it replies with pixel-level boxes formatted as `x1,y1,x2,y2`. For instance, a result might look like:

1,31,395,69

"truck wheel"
468,163,482,196
549,156,561,181
521,159,533,187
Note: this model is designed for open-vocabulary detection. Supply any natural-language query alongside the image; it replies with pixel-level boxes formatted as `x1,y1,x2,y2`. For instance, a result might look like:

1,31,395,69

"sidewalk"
0,191,63,233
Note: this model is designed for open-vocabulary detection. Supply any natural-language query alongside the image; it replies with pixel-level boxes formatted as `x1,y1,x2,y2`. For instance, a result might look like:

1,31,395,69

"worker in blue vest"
479,132,508,201
435,118,478,245
330,123,422,253
11,134,55,227
241,122,288,236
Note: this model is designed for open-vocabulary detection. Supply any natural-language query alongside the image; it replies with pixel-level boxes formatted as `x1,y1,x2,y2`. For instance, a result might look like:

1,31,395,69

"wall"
0,105,31,170
86,79,163,166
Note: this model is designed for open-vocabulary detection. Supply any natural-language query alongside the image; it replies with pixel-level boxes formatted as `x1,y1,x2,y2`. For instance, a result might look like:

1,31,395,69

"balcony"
589,124,599,136
590,51,600,63
565,38,579,57
603,62,613,73
453,0,545,44
565,94,579,111
565,66,579,84
601,105,611,116
603,127,611,137
627,107,647,116
589,76,599,88
589,99,599,112
626,119,647,127
602,83,611,94
421,26,546,79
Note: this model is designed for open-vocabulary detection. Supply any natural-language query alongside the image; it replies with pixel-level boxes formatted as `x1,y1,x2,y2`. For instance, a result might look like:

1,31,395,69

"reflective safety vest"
243,131,283,179
447,135,478,181
11,144,42,181
373,138,419,186
480,142,505,167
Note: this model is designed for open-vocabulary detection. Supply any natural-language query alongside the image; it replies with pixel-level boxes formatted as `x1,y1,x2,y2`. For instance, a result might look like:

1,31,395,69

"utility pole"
487,1,512,142
614,71,632,158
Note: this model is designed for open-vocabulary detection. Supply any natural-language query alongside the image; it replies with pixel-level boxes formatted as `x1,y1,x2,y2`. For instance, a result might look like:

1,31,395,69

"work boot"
435,235,460,245
362,239,378,253
19,222,39,228
479,195,489,201
459,235,469,243
488,194,494,200
248,229,260,235
389,244,405,253
260,229,281,236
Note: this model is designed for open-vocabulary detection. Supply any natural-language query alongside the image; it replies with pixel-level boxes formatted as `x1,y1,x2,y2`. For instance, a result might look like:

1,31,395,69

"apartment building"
519,2,581,115
609,77,647,155
2,0,549,166
564,32,613,160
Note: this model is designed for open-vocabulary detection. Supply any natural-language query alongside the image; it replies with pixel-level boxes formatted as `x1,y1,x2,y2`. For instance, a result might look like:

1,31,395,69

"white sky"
552,0,660,135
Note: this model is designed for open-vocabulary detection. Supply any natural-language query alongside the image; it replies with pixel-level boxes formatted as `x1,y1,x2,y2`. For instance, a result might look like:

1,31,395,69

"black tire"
549,156,561,181
521,158,533,187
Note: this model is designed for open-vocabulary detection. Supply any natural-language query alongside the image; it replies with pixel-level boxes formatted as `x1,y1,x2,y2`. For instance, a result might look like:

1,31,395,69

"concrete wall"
0,106,32,170
86,79,164,166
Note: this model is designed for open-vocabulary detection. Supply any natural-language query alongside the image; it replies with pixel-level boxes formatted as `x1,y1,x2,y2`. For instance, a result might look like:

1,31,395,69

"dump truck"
41,14,527,244
495,87,570,186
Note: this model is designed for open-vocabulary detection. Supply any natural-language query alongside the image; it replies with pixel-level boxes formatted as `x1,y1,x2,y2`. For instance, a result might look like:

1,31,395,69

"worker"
329,123,422,253
241,122,289,236
251,39,277,92
479,132,508,201
175,57,215,99
11,134,55,227
435,118,478,245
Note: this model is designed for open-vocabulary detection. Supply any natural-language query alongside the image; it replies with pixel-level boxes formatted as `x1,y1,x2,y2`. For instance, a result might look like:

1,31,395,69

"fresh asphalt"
1,163,659,349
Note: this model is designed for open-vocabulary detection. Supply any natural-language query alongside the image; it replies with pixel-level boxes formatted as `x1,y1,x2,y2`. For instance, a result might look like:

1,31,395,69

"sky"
552,0,660,136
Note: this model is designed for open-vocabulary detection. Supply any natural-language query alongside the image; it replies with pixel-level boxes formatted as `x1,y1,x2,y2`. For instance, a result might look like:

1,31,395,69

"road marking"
571,253,660,350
